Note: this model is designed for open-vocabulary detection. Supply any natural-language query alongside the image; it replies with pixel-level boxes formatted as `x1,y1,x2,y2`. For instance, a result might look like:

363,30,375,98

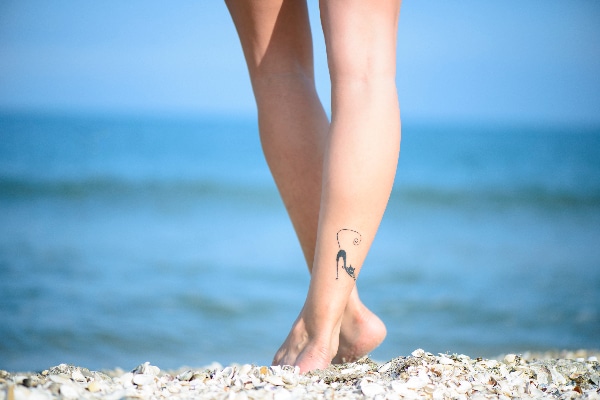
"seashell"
482,359,498,369
238,364,252,376
21,377,38,388
378,362,392,373
116,372,134,385
423,383,436,394
177,370,194,381
498,365,509,377
527,382,545,397
340,366,357,375
471,383,486,392
550,367,567,385
192,371,210,382
12,375,28,385
233,391,249,400
269,365,282,375
131,362,145,374
530,365,550,385
8,350,600,399
218,366,235,385
281,373,298,387
405,375,428,389
148,365,161,376
360,381,385,397
412,349,426,358
569,371,582,380
71,369,86,382
45,382,61,395
456,380,472,394
264,375,285,386
507,374,525,390
59,383,79,399
273,390,292,400
496,379,512,396
132,374,155,386
48,375,71,385
249,375,262,387
132,362,160,376
87,381,101,392
167,384,180,393
438,356,454,365
503,354,516,364
391,380,420,398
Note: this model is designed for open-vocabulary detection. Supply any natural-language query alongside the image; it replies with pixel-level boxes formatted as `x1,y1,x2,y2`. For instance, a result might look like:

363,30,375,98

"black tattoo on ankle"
336,229,362,281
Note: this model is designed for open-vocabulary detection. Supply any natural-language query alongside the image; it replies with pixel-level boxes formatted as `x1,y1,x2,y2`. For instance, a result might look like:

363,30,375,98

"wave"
0,176,215,196
2,176,598,210
392,185,600,209
0,176,278,206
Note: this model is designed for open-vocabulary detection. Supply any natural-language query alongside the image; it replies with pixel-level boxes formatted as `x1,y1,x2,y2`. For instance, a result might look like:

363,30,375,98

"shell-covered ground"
2,349,599,399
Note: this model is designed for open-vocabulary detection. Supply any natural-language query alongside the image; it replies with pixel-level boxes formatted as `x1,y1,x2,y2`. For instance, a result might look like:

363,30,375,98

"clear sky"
1,1,599,124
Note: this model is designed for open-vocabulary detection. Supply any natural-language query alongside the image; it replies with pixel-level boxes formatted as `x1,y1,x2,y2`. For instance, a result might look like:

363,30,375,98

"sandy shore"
2,349,599,399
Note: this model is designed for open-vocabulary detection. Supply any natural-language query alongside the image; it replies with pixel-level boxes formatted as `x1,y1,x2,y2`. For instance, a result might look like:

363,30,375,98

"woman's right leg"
271,0,401,372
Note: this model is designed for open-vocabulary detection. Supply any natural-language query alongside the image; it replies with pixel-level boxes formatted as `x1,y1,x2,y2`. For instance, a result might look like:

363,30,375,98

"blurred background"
1,1,599,372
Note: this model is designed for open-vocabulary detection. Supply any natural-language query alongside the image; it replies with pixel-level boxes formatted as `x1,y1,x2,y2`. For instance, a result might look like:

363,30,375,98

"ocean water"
1,112,599,372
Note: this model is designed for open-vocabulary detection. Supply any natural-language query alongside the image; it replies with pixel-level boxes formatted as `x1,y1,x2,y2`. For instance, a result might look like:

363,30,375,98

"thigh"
225,0,314,77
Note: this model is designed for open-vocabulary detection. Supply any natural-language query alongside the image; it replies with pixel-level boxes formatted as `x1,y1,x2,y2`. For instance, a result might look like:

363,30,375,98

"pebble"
1,350,599,399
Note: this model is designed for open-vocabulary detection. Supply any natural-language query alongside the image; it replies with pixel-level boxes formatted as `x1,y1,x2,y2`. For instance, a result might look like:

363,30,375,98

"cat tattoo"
336,229,362,281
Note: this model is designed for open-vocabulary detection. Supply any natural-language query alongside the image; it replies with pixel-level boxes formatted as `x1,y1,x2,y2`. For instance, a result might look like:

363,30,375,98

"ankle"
301,301,344,338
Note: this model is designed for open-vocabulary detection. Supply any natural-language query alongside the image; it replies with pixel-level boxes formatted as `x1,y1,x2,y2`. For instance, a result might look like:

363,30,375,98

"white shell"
438,356,455,365
504,354,517,364
5,348,600,399
456,380,472,394
378,362,392,373
70,370,86,382
264,375,284,386
132,361,160,376
177,370,194,381
132,374,155,386
87,381,101,393
360,381,386,396
59,384,79,399
550,367,567,385
411,348,426,357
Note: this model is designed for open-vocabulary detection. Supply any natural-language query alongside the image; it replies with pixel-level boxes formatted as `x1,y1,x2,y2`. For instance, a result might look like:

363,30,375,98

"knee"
251,66,316,100
329,56,397,89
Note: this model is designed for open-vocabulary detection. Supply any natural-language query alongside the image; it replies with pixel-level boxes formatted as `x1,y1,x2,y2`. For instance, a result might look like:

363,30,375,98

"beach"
2,349,599,399
1,113,599,383
2,114,599,372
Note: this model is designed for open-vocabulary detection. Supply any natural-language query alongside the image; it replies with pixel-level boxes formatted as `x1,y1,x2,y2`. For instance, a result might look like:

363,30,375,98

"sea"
1,111,599,372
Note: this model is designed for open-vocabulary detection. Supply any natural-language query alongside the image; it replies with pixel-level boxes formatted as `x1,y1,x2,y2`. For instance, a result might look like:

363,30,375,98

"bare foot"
272,313,340,373
332,290,387,364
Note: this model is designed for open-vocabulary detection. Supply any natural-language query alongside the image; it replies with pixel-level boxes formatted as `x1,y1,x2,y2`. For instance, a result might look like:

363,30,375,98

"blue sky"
1,1,599,124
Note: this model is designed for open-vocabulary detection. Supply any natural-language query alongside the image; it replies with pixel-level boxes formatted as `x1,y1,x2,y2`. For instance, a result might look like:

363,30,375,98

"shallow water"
1,112,599,371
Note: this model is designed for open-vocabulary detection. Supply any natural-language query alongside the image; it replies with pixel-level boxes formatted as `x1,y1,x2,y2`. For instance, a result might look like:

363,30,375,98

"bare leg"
225,0,399,371
271,0,401,372
224,0,326,268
